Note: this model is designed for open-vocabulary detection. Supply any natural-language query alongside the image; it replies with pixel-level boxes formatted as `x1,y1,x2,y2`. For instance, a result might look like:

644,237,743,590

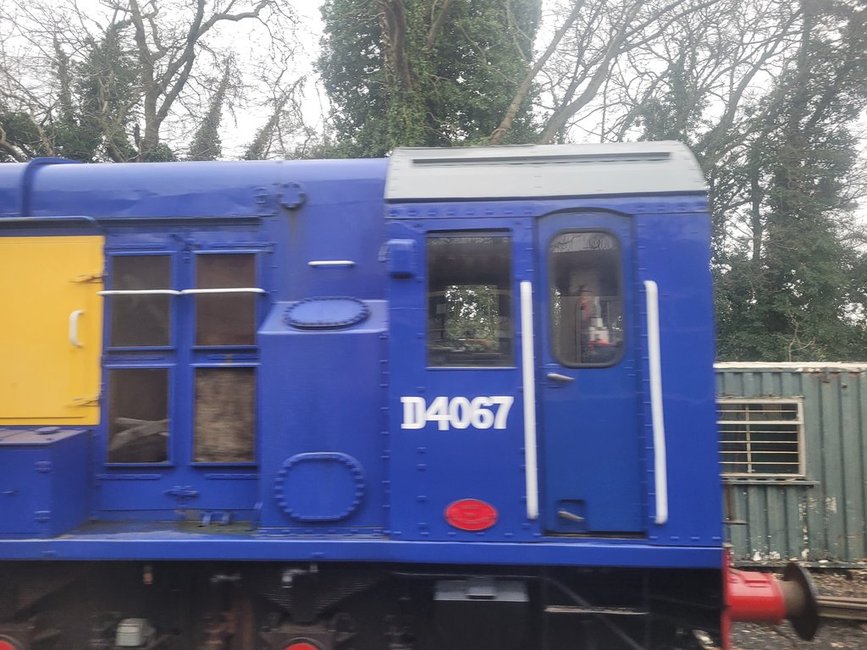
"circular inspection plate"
284,297,369,329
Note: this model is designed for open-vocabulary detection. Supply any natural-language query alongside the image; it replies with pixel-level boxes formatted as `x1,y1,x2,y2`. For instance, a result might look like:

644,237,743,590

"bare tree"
0,0,299,162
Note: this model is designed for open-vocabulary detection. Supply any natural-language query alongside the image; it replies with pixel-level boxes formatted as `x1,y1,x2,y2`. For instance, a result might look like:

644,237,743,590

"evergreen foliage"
188,63,233,161
319,0,541,157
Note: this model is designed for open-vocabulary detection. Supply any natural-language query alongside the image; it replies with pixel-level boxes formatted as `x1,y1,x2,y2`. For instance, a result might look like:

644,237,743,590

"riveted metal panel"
716,363,867,565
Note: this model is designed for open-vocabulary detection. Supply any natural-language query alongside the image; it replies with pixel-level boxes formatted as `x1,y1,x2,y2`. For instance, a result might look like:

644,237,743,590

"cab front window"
426,232,513,367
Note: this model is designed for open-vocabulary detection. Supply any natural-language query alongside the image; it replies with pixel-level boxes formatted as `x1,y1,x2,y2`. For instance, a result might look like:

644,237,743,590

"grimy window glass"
110,255,171,346
195,254,256,346
107,368,169,463
427,232,513,367
194,368,255,463
549,231,624,366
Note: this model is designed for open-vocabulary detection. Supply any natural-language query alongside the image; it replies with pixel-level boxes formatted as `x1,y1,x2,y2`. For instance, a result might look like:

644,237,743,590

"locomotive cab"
384,145,717,543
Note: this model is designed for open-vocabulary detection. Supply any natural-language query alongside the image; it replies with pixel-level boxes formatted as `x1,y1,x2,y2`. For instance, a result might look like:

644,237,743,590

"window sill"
722,477,817,487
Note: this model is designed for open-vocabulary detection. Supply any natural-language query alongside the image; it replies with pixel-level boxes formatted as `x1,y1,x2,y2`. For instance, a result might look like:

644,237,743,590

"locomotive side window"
195,254,257,346
427,232,513,367
109,255,172,347
107,368,169,463
549,231,624,366
194,368,255,463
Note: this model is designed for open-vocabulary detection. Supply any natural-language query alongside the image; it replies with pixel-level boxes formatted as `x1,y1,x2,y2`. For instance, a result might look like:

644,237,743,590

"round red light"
445,498,498,531
284,642,319,650
0,639,20,650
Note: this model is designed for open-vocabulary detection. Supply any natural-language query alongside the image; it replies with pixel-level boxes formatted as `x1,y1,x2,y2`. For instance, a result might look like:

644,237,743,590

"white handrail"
307,260,356,268
644,280,669,525
99,289,181,296
520,281,540,520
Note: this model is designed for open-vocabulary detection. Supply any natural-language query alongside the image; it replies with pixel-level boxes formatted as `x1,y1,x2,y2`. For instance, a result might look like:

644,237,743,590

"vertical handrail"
520,281,540,520
644,280,669,525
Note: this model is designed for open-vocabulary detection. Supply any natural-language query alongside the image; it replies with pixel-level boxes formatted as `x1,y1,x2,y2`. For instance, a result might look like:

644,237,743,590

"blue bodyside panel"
0,154,723,571
0,429,90,537
258,301,389,532
0,530,722,568
635,213,722,546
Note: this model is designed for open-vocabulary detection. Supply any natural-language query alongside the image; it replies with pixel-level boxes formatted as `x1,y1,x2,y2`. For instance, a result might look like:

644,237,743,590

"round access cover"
274,452,365,522
284,297,369,329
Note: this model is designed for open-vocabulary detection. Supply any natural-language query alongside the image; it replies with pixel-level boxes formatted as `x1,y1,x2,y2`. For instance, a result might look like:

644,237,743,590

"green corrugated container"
716,363,867,566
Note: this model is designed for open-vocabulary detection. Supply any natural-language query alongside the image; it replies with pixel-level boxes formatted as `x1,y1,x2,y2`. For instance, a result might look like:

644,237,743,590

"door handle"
547,372,574,383
69,309,84,348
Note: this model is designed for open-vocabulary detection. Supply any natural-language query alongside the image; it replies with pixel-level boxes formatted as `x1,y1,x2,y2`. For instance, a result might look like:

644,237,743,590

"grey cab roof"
386,141,706,201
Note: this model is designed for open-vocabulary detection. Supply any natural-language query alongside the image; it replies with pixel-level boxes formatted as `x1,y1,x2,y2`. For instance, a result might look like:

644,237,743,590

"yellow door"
0,235,104,424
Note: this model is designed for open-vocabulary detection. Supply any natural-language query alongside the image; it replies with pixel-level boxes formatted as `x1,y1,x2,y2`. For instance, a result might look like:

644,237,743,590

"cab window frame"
548,228,626,368
425,230,515,369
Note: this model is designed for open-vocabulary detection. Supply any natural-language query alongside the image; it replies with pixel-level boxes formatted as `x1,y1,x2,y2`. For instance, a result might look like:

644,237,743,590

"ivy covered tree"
319,0,541,157
188,61,234,161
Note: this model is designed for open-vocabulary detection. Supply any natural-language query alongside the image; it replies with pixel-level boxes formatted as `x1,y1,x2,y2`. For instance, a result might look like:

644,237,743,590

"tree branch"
490,0,586,144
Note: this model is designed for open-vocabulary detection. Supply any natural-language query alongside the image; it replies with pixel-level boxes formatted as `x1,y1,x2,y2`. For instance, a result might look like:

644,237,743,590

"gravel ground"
732,569,867,650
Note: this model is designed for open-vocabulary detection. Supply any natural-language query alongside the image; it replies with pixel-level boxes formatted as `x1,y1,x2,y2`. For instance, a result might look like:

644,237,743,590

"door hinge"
71,395,100,407
70,272,105,283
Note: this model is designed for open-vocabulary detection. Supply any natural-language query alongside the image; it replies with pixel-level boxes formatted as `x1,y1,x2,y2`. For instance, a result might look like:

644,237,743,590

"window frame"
191,250,263,350
105,252,176,351
190,363,258,467
425,230,515,369
718,397,806,479
547,228,625,369
103,364,174,467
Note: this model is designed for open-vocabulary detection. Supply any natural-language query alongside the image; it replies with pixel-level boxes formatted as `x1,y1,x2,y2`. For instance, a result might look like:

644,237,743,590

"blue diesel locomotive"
0,144,816,649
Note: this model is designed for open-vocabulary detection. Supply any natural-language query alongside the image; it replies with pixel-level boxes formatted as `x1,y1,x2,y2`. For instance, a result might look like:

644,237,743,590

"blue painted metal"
275,452,366,522
0,153,723,571
0,530,721,567
0,429,90,537
18,157,80,217
285,297,370,329
536,212,643,534
258,299,389,533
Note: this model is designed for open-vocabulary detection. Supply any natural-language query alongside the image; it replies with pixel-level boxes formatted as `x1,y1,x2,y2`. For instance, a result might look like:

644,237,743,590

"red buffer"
724,559,820,643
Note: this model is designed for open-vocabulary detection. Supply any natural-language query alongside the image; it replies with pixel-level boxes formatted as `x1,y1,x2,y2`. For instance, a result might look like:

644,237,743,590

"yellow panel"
0,236,104,424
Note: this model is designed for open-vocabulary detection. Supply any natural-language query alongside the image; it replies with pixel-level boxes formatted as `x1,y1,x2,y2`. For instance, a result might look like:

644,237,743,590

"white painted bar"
307,260,356,268
644,280,669,525
520,281,540,520
98,289,181,296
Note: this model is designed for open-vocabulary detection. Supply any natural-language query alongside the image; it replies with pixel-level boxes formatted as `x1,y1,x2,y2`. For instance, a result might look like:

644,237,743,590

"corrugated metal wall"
716,363,867,565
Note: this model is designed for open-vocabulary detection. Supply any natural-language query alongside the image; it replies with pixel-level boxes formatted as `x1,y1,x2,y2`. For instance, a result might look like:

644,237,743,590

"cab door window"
549,231,624,366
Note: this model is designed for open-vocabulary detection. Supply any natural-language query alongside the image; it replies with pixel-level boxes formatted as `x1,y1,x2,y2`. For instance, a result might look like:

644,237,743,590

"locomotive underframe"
0,561,722,650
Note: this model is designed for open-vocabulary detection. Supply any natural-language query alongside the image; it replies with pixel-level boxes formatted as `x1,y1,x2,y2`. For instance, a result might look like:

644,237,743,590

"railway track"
817,596,867,622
